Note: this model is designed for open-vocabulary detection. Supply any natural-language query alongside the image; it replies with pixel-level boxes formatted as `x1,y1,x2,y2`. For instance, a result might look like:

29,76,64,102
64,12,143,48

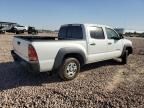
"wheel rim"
66,62,78,77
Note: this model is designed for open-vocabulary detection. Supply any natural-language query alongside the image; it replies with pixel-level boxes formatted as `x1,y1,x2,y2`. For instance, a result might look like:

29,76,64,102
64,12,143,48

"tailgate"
13,37,30,61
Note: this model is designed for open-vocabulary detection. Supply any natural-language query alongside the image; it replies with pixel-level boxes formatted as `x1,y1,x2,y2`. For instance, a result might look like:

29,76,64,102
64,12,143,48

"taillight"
28,44,38,61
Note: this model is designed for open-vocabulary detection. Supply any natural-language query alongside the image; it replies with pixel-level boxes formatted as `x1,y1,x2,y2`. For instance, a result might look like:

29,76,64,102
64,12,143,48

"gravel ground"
0,34,144,108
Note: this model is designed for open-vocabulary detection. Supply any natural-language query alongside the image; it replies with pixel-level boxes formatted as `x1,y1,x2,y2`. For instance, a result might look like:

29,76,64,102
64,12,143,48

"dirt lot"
126,37,144,55
0,34,144,108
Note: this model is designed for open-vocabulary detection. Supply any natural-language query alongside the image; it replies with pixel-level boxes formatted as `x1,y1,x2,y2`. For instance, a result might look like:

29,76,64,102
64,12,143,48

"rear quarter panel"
32,40,87,72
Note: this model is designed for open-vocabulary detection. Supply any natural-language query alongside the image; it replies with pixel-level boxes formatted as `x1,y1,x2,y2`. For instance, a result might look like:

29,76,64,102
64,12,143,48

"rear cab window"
58,25,83,40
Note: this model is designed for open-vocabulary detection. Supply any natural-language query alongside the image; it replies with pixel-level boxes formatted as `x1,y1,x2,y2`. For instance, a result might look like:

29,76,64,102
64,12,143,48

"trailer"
0,22,17,34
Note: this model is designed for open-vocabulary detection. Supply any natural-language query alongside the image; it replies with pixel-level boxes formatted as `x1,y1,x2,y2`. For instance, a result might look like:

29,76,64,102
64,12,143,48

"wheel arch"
120,45,133,57
52,47,86,70
126,46,133,55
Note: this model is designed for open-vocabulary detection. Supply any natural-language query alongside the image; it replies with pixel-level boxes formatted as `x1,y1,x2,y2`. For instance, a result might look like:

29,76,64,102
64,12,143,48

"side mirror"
119,34,124,39
111,36,120,40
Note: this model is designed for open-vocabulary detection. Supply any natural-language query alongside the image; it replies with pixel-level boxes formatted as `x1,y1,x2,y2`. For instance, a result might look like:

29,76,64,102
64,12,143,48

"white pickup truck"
11,24,133,80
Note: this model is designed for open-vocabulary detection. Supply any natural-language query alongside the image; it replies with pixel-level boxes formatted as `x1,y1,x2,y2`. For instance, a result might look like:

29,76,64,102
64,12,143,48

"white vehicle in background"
14,25,28,31
13,25,28,34
11,24,133,80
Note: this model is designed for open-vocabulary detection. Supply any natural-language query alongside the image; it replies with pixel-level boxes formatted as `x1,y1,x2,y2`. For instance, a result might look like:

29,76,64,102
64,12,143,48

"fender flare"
120,45,133,57
52,47,86,70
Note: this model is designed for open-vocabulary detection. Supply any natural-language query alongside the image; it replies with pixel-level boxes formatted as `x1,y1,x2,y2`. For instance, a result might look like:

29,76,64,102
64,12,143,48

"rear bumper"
11,50,40,73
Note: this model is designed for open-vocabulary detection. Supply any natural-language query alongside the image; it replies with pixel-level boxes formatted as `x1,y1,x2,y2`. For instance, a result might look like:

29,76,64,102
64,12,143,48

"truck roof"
61,23,111,28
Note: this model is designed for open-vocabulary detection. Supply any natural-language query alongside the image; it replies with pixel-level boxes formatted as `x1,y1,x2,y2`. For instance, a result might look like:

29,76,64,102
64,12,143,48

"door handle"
90,43,96,46
108,42,112,45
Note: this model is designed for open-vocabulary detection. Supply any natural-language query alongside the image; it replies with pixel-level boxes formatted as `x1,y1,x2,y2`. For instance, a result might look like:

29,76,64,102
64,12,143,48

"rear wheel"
121,50,128,64
58,58,80,81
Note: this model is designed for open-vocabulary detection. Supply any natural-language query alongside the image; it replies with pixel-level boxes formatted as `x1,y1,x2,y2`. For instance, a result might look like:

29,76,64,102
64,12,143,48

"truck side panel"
32,40,87,72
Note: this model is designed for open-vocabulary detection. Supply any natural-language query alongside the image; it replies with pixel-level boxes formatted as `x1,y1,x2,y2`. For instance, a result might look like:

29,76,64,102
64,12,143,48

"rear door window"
90,27,105,39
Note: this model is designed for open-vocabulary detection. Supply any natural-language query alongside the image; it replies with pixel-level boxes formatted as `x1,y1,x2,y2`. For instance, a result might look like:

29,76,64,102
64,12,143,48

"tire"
121,50,128,64
22,30,24,33
2,31,5,34
58,58,80,81
32,32,35,35
16,32,19,34
13,28,17,33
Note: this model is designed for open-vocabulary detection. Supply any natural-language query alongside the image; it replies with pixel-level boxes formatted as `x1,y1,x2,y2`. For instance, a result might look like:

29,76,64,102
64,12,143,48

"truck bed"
15,36,58,41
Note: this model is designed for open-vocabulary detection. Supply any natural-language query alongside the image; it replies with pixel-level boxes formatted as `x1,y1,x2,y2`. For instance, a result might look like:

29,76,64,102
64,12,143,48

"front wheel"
58,58,80,81
121,50,128,64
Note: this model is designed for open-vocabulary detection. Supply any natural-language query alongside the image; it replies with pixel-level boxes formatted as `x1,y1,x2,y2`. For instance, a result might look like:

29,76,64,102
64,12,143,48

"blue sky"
0,0,144,30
